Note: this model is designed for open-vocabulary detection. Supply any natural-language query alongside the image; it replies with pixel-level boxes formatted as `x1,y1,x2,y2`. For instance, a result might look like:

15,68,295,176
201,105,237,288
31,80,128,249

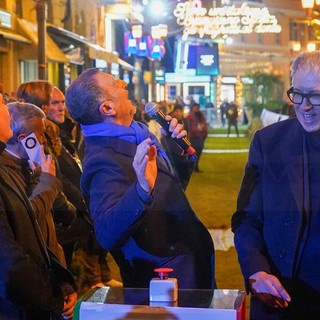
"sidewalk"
204,148,248,153
203,107,248,134
208,228,234,251
208,133,246,137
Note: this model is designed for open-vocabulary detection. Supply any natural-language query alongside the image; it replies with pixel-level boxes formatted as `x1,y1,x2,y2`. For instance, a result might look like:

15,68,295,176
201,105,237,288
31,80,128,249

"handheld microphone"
145,102,196,157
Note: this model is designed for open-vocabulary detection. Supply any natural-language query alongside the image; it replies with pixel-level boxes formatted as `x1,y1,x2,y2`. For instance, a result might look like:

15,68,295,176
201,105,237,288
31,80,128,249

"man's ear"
41,104,50,115
99,102,116,117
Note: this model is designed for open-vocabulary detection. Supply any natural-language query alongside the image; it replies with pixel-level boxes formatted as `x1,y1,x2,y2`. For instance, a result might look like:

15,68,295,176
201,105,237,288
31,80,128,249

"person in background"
165,103,193,189
16,81,62,156
15,81,77,261
189,95,196,108
170,104,186,127
49,86,122,293
4,101,66,265
232,51,320,319
0,94,12,142
0,95,76,320
65,68,216,289
174,96,186,108
158,100,171,115
205,97,214,109
225,101,239,137
186,102,208,172
220,99,229,127
133,101,148,126
205,97,216,122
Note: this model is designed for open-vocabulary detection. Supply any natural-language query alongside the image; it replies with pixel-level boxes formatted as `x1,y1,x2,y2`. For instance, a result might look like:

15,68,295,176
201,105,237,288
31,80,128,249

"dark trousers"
190,138,205,171
227,120,239,136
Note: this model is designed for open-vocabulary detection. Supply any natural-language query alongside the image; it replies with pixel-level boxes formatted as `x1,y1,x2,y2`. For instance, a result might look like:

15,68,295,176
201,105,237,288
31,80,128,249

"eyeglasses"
287,87,320,107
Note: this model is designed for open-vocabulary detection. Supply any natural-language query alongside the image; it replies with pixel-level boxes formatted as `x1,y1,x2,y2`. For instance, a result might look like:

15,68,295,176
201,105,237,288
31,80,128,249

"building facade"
0,0,313,106
164,0,309,110
0,0,132,95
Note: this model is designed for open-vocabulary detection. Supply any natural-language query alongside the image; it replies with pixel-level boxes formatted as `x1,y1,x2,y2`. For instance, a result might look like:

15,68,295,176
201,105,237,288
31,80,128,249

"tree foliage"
243,71,284,118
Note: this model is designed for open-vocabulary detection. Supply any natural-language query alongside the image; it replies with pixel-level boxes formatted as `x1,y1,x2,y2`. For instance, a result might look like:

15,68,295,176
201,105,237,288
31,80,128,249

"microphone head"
145,102,158,116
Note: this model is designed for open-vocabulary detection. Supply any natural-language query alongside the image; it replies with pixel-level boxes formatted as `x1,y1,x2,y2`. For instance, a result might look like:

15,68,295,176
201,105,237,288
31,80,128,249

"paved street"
209,228,234,251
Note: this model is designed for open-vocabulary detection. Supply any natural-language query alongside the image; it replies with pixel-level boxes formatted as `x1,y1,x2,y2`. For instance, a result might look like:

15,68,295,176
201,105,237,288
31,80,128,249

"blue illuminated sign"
195,44,219,76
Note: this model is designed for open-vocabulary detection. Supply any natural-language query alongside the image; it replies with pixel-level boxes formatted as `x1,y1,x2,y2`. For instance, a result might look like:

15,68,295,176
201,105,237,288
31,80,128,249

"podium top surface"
80,287,245,308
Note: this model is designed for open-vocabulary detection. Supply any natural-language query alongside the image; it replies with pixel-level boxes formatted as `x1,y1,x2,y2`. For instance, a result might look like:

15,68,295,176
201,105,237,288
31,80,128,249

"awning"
47,24,119,64
65,47,84,65
118,58,134,71
0,29,31,44
17,18,69,63
87,45,118,63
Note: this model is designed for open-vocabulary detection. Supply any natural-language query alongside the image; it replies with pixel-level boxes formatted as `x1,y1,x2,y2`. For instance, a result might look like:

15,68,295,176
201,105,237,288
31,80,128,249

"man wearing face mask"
232,51,320,319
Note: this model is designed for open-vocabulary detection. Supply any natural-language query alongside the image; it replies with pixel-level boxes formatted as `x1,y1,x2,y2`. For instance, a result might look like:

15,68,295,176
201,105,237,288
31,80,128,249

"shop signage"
186,43,219,75
195,44,219,76
174,1,282,41
0,10,11,28
155,68,165,84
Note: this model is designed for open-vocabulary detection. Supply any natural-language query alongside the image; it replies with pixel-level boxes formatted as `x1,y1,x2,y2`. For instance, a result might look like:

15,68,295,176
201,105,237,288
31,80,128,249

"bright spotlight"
149,0,167,17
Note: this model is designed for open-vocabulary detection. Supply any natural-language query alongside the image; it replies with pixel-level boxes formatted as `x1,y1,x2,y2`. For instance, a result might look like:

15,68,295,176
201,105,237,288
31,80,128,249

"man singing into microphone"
65,69,215,289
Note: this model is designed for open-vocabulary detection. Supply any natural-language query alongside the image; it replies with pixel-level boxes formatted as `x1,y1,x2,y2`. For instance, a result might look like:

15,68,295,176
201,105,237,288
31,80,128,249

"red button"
154,268,173,280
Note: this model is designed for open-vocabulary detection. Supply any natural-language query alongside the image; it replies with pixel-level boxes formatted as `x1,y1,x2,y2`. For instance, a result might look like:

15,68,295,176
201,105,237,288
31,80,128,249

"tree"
243,71,284,118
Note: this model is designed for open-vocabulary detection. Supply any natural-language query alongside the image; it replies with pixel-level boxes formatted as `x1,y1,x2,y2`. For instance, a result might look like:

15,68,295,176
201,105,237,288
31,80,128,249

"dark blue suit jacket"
233,117,320,318
81,134,215,289
233,118,309,279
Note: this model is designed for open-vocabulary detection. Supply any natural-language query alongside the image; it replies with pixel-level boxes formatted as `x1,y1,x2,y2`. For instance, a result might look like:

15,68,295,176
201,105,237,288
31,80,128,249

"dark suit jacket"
55,143,93,246
0,151,66,264
233,118,308,279
232,117,320,317
0,144,75,319
81,134,215,289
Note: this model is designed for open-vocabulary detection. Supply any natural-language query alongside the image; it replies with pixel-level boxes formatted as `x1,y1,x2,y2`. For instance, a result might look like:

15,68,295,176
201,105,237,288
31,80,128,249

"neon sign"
174,1,282,41
200,54,214,66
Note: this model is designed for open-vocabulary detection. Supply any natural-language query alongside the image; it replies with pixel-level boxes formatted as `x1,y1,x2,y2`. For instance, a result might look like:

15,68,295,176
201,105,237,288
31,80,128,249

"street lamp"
149,24,167,101
301,0,320,8
307,42,317,51
301,0,320,18
298,0,320,50
34,0,47,80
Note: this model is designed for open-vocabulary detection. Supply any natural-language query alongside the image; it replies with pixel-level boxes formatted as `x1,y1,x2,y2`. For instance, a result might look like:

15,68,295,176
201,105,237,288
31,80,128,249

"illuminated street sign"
200,54,214,66
196,45,219,75
174,1,282,41
155,68,165,84
186,43,219,75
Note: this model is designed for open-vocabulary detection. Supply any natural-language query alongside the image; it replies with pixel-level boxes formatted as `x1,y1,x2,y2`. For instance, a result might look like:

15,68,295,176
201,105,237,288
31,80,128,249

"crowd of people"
0,72,216,318
1,50,320,320
0,95,77,319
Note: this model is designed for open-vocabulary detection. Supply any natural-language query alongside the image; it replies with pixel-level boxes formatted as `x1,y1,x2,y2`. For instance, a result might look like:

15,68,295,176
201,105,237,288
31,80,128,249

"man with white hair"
5,101,65,264
232,51,320,319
